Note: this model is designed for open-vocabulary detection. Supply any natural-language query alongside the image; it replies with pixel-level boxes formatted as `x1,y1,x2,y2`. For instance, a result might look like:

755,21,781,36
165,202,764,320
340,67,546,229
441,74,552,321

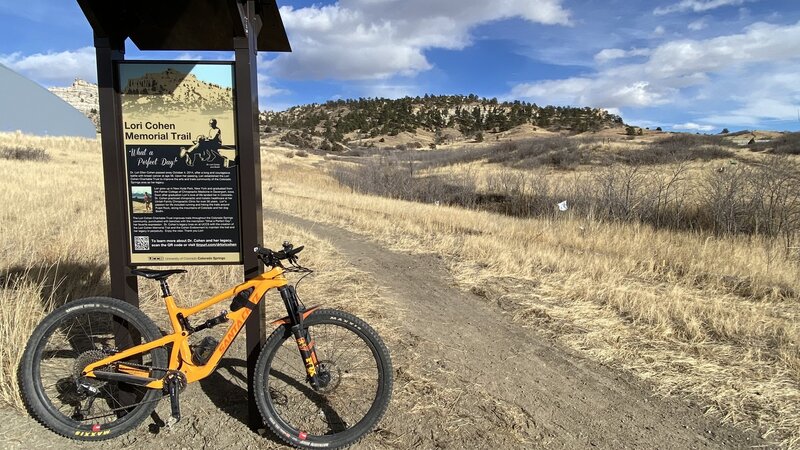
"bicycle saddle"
130,268,187,280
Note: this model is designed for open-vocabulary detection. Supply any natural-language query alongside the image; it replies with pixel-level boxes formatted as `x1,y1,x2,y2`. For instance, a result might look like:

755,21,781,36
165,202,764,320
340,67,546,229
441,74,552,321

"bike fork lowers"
278,286,325,389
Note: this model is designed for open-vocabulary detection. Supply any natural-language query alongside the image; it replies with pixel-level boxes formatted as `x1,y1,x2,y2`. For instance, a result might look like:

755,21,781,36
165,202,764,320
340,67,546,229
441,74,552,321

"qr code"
134,236,150,251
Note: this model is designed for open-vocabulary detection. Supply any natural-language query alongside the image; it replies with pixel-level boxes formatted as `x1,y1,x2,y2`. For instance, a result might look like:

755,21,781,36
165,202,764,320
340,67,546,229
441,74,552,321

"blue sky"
2,0,800,132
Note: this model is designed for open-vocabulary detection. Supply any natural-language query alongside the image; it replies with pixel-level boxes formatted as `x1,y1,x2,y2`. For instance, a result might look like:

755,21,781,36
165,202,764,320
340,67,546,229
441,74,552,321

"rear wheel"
255,309,393,449
19,297,167,440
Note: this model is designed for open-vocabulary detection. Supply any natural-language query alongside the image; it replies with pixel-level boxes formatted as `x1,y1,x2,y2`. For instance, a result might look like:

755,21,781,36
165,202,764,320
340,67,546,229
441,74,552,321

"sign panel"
118,62,242,264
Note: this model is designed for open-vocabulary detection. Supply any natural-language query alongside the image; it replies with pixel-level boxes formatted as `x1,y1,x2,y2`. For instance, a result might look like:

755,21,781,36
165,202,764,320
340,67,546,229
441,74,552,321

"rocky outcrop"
49,79,100,130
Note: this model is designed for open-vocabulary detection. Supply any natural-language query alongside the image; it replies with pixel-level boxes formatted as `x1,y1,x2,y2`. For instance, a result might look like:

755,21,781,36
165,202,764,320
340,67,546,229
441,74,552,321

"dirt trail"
272,212,768,449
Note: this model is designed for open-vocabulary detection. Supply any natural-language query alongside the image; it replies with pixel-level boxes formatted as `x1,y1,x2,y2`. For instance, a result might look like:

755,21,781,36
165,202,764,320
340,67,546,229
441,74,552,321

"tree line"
262,94,624,140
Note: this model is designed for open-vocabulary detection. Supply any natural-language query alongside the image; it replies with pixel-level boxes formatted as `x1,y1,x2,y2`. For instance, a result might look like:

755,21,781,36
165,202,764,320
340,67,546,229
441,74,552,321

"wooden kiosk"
76,0,291,428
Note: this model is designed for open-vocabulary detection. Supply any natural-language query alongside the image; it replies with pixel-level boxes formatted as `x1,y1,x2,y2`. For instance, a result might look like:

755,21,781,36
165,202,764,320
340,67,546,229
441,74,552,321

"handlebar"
254,241,305,268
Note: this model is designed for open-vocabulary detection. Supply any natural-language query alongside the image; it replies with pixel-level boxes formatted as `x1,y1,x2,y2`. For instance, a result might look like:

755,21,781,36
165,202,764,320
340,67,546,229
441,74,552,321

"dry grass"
2,132,799,447
0,132,400,409
0,273,56,408
261,146,800,448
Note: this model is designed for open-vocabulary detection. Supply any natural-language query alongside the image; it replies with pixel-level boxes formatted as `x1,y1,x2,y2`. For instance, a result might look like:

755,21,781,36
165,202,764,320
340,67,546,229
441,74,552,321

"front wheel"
255,309,393,449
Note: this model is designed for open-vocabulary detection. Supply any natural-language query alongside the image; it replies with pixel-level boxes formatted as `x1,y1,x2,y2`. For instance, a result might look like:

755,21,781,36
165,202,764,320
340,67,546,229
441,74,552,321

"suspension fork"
278,286,324,389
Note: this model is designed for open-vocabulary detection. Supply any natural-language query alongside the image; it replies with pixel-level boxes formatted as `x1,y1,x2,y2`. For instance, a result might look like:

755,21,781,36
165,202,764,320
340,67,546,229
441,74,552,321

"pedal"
166,372,183,424
165,416,178,430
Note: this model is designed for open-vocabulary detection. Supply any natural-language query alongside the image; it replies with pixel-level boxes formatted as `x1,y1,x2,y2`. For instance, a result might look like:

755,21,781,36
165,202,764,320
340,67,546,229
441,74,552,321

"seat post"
159,279,172,298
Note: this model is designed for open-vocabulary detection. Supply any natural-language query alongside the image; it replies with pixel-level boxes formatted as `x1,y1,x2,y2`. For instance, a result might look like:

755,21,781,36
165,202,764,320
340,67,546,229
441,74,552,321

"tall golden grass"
262,148,800,447
1,132,798,447
0,132,397,416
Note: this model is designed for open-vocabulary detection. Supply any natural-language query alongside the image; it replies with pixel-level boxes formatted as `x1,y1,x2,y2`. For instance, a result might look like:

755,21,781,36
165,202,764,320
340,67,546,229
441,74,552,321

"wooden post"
94,34,140,405
235,0,266,430
95,35,139,308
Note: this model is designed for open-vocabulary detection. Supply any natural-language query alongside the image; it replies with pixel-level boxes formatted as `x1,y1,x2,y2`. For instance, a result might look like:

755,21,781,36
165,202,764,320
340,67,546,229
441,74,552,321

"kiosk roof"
77,0,291,52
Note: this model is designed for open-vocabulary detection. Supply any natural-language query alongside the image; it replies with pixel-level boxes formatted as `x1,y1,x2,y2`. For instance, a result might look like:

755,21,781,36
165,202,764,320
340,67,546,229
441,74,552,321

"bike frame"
82,266,319,389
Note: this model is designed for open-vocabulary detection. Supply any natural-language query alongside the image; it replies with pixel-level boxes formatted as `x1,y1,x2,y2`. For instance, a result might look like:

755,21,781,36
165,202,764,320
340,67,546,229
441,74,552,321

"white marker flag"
558,201,568,211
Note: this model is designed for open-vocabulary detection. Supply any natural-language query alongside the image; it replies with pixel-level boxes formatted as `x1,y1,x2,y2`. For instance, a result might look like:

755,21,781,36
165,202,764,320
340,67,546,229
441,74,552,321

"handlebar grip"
254,243,304,263
253,245,271,256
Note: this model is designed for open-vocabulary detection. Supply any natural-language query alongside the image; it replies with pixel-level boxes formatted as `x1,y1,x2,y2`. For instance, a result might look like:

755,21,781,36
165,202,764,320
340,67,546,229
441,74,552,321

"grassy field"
0,131,397,414
1,131,799,447
264,141,800,447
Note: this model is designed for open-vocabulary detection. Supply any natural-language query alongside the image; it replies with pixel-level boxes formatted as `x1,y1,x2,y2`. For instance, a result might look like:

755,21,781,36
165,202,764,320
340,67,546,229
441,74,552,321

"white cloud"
509,20,800,120
0,47,96,86
654,0,746,16
625,118,663,129
700,65,800,127
594,48,650,64
257,73,288,98
646,22,800,77
261,102,294,113
594,49,627,64
511,78,671,108
654,25,666,35
271,0,571,80
688,19,708,30
362,83,419,99
672,122,715,131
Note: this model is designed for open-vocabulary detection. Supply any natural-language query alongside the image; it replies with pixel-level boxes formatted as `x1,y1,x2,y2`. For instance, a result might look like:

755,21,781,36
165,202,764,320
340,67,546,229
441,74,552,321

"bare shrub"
486,137,584,169
280,131,314,149
590,165,649,221
483,169,556,217
766,132,800,155
639,162,692,229
329,157,479,207
329,136,800,253
619,134,734,165
0,145,49,161
408,138,585,171
747,158,800,250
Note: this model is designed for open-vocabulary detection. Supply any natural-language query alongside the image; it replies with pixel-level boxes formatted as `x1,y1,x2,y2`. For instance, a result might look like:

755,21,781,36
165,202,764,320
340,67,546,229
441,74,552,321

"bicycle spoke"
23,299,168,439
262,317,385,440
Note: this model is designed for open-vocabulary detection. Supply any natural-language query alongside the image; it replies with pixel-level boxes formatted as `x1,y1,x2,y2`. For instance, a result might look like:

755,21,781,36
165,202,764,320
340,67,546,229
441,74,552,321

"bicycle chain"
76,359,178,421
113,359,170,373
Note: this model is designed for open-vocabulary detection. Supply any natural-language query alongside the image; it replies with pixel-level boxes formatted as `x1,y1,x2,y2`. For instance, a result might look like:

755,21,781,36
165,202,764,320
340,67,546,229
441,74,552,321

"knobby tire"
255,309,393,449
19,297,167,441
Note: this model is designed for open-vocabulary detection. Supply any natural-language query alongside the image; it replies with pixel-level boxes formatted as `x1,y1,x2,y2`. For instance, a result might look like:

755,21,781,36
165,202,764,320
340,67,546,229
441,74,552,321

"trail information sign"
119,62,242,264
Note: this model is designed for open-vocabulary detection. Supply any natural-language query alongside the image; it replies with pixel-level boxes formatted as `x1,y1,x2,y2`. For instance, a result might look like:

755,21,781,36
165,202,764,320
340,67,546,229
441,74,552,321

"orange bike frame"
82,266,313,389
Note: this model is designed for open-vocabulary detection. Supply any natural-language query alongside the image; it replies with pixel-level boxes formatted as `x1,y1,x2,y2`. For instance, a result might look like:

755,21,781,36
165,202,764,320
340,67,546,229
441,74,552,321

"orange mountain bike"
19,243,393,449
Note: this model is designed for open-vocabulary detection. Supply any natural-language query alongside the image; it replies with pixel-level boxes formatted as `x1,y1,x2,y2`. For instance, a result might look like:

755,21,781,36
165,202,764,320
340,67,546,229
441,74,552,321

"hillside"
261,95,624,148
